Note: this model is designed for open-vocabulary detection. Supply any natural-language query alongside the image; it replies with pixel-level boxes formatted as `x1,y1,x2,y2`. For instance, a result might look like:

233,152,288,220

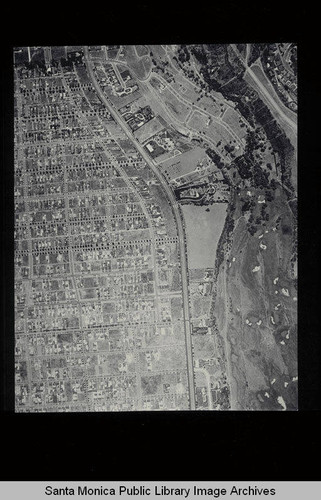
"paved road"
83,47,196,409
277,43,295,77
230,44,297,133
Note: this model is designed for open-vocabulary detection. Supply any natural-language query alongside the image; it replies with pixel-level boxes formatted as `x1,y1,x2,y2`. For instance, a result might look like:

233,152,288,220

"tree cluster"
205,148,225,169
177,45,190,63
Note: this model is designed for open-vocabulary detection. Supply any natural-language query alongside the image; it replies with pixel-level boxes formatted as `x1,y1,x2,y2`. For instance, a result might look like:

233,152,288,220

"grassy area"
106,47,119,60
215,184,297,409
207,119,236,147
159,146,207,180
161,87,191,122
134,117,165,144
135,45,149,57
149,45,167,61
182,204,228,269
122,46,151,80
222,108,248,141
187,110,208,131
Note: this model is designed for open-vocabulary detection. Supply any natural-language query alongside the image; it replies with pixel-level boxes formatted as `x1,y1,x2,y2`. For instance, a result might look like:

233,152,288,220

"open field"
139,81,179,123
186,110,208,132
148,45,167,61
138,81,193,139
182,204,228,269
159,146,209,180
170,74,202,103
161,73,221,118
76,65,92,84
160,87,191,123
214,182,297,410
190,295,212,320
135,45,149,57
134,116,165,144
104,120,128,140
117,138,137,155
152,149,180,165
106,46,119,60
139,345,188,373
197,94,222,116
206,118,238,147
149,78,191,123
222,107,248,141
187,111,237,151
122,46,152,81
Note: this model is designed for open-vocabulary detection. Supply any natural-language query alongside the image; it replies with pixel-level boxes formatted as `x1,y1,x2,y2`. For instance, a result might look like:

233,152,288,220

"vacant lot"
106,46,119,59
150,78,191,123
187,110,208,132
222,107,248,141
134,116,165,144
123,46,152,80
182,204,228,269
135,45,149,57
160,146,207,180
149,44,167,61
207,119,236,146
161,87,191,123
171,77,201,104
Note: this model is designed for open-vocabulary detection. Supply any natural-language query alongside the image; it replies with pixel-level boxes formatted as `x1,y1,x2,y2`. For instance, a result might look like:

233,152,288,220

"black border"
1,1,320,482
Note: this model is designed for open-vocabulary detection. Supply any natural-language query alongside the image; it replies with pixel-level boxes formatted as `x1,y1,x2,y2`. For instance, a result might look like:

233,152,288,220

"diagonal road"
83,47,196,409
230,44,297,133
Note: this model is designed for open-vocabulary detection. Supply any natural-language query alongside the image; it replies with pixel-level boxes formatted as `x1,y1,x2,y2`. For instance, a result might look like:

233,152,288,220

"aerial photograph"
14,44,297,412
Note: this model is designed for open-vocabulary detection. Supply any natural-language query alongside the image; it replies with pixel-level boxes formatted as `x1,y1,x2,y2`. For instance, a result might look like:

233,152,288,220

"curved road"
83,46,196,410
231,44,297,133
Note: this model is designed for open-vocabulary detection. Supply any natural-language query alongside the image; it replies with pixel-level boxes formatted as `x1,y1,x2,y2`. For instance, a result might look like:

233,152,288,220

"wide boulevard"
83,46,196,410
